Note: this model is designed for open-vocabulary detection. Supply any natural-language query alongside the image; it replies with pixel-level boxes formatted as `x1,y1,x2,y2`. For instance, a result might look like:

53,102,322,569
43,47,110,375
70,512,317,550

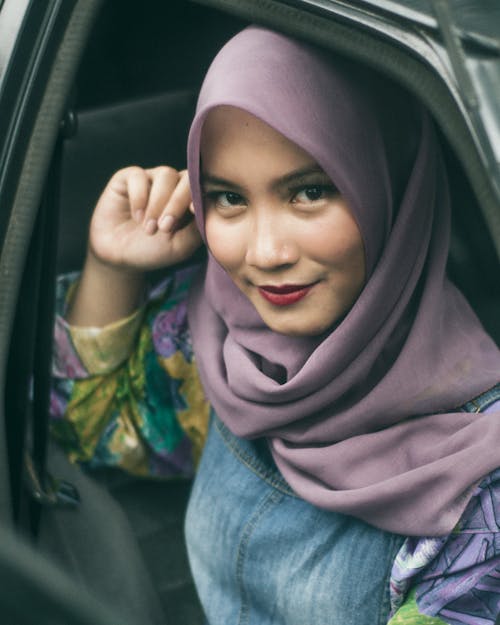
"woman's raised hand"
89,166,202,272
66,166,203,327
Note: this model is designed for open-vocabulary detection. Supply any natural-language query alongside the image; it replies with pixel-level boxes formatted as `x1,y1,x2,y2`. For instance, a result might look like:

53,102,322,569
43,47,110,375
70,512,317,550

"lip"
258,283,316,306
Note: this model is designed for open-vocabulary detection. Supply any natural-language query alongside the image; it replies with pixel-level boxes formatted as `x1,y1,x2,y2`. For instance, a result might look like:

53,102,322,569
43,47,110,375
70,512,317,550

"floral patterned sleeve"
50,265,210,478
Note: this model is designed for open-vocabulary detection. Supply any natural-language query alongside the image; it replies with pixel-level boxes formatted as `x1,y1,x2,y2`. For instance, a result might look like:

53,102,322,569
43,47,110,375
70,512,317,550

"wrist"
67,250,147,327
84,248,145,283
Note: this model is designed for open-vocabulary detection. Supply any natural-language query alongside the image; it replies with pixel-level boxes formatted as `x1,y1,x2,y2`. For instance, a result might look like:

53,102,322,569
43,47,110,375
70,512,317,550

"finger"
167,219,203,264
123,167,151,223
158,170,192,233
143,166,180,234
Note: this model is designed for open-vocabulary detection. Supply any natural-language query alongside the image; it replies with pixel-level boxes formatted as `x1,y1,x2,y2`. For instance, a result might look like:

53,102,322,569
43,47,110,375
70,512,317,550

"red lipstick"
258,284,314,306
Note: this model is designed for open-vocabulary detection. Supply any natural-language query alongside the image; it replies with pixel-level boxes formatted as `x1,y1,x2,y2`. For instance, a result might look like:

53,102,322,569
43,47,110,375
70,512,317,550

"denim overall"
185,384,500,625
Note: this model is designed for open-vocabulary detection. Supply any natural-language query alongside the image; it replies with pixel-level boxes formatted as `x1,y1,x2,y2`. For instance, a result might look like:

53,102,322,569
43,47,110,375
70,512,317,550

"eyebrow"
201,165,330,192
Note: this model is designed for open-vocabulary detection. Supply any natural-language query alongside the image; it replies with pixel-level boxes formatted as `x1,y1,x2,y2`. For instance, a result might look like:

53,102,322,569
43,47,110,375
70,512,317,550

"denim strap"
460,382,500,413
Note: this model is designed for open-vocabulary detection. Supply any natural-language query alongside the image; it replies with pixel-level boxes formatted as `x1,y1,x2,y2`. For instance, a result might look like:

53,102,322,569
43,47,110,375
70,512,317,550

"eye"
292,184,336,204
217,191,245,207
204,191,246,209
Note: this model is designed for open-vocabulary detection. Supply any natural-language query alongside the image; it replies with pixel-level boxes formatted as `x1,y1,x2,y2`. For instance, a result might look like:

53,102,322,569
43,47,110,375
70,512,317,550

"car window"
0,0,30,81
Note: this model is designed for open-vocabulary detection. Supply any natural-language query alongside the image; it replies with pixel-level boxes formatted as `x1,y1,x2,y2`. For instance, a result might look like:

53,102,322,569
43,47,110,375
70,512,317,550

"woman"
51,26,500,624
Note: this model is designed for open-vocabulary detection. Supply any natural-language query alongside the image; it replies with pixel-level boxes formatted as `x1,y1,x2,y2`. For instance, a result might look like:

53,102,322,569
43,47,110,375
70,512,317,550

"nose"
245,208,299,270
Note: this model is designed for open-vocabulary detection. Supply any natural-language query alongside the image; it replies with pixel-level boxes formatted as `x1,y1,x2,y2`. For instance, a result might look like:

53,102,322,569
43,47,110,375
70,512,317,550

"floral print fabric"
389,467,500,624
50,266,209,477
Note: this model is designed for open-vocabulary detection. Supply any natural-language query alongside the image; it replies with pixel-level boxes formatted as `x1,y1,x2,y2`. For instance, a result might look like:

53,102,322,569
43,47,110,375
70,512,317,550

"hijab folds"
187,27,500,536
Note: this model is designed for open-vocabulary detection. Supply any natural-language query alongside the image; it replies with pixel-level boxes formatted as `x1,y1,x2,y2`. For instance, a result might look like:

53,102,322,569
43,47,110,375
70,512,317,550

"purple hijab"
187,26,500,536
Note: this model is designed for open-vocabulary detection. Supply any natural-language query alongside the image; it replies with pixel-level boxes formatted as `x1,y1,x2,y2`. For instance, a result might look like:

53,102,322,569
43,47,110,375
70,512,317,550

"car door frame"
0,0,103,527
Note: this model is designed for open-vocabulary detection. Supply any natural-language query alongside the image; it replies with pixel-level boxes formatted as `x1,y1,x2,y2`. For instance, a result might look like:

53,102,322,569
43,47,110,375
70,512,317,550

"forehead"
200,106,316,170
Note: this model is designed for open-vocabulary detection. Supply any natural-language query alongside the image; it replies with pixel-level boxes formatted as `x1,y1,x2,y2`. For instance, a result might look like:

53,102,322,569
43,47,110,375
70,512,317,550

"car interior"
54,4,247,624
5,1,499,623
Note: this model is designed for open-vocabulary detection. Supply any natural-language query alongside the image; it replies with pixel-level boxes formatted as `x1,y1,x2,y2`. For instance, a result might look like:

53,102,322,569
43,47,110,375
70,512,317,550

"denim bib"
185,415,402,625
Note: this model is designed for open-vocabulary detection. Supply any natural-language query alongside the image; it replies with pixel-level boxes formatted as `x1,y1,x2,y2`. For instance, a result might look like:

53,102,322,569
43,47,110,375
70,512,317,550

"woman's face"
201,106,366,336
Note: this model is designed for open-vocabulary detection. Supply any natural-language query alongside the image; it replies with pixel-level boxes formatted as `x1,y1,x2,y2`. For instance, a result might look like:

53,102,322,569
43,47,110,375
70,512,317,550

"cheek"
302,211,365,276
205,214,245,272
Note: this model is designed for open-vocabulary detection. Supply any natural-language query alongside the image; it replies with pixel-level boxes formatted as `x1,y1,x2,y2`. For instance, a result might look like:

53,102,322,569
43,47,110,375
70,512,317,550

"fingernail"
158,214,175,232
145,218,157,235
134,209,144,223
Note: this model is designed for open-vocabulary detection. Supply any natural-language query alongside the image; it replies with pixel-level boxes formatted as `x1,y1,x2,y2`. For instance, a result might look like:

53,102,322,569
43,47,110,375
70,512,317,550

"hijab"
187,26,500,536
